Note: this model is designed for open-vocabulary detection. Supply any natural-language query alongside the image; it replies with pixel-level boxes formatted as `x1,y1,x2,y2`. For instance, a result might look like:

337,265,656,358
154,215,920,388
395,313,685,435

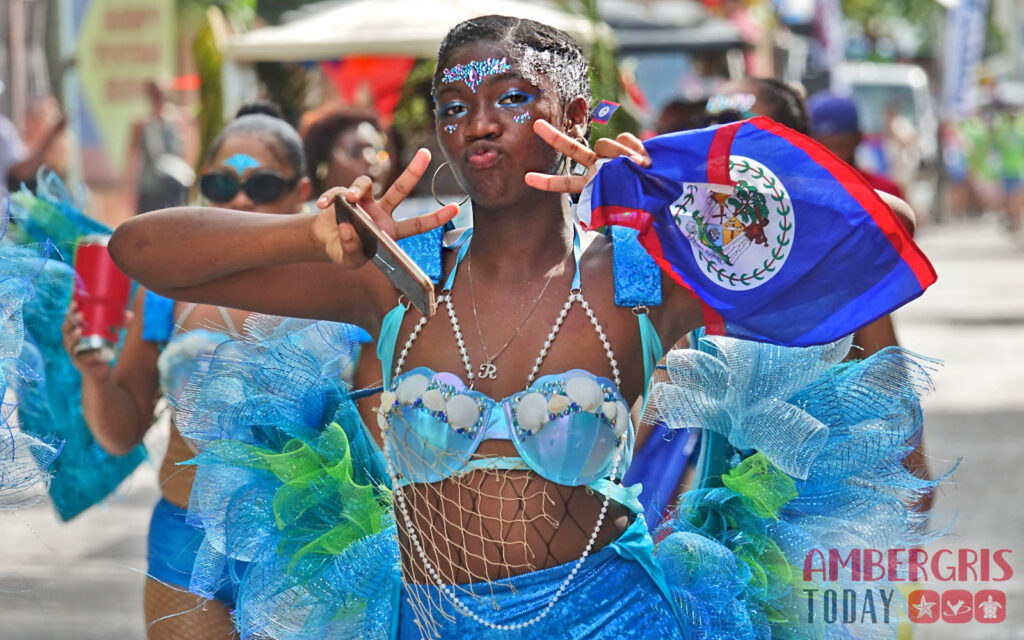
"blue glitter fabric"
3,175,145,519
397,227,444,284
177,315,945,639
610,227,662,307
142,290,176,343
399,518,683,639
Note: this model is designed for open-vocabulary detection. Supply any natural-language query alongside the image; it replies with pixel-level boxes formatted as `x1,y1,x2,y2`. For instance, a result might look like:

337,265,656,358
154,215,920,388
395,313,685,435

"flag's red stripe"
588,205,699,301
587,205,654,232
701,303,726,336
707,122,742,187
746,117,937,289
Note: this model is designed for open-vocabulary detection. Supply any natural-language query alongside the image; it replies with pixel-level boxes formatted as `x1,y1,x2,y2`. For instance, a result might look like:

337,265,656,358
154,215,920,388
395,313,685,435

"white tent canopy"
227,0,607,62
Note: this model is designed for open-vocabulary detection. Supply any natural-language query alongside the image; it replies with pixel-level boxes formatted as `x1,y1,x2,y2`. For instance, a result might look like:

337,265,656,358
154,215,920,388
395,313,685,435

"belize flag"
578,116,936,346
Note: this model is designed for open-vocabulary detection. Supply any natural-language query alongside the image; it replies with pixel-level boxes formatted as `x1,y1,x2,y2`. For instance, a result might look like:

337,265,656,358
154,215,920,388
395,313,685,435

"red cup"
72,235,132,360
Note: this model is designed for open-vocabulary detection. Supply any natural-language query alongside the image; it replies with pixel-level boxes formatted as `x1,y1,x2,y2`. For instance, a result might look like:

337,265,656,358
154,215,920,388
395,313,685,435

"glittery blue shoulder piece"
611,227,662,307
396,227,443,284
142,290,175,343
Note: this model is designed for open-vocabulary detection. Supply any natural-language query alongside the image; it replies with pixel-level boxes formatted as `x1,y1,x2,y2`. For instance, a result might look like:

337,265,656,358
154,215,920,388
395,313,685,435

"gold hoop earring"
431,162,470,207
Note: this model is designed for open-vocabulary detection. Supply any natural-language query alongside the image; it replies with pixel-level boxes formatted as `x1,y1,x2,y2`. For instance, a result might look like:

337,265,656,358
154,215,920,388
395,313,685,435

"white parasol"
227,0,607,61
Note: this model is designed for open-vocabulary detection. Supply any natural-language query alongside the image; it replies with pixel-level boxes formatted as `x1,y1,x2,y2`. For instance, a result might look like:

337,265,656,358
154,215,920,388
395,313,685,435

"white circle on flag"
668,156,795,291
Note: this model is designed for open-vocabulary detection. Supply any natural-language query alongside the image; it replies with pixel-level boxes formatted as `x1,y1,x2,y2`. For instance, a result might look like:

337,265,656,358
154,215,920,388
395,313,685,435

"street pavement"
1,220,1022,639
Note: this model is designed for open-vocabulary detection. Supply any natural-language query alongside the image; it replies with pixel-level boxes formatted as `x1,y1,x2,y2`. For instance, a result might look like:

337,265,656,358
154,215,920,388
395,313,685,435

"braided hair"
749,78,810,134
433,15,592,109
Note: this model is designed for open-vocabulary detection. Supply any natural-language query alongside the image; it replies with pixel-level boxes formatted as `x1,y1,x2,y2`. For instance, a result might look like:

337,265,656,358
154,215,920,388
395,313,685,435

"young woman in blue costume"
61,111,312,639
108,16,940,639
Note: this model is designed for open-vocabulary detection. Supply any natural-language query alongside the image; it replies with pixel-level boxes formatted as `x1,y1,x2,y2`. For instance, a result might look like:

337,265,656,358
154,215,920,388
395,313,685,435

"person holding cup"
62,110,312,640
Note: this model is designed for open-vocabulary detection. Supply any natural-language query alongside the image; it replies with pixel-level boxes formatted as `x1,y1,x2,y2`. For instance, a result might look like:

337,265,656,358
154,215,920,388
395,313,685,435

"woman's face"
434,40,580,209
201,132,310,214
328,122,390,195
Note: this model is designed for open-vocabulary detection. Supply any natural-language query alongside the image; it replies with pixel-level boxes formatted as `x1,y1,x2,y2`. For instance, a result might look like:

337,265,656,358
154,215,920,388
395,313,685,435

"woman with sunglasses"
61,110,311,639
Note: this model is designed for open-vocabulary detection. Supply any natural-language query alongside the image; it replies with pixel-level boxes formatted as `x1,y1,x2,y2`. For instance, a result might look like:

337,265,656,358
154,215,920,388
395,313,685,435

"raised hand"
525,119,652,194
312,148,460,268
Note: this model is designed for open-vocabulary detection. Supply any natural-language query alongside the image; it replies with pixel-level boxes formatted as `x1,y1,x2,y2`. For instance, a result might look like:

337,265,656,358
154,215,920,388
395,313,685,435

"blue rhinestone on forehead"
441,57,511,93
224,153,260,174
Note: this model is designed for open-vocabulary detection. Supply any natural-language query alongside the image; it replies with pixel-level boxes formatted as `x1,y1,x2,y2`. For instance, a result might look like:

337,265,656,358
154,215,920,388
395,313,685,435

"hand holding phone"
314,149,462,315
334,195,437,317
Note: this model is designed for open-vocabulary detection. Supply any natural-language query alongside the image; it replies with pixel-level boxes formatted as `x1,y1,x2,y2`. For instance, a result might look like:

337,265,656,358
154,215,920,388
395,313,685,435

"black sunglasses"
199,170,299,204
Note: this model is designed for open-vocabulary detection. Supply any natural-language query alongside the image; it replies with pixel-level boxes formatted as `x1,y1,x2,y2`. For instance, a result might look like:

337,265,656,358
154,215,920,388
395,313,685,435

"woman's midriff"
158,420,197,510
394,443,632,585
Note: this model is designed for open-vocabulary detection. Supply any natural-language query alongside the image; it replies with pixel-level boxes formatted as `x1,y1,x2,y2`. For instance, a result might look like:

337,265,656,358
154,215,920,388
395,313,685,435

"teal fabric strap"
377,304,408,390
570,223,583,291
638,312,664,406
442,229,473,292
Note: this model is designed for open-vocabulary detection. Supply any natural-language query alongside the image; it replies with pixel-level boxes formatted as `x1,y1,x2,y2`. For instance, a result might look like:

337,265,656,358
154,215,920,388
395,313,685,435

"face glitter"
442,57,511,93
223,153,260,174
445,124,458,134
513,112,532,124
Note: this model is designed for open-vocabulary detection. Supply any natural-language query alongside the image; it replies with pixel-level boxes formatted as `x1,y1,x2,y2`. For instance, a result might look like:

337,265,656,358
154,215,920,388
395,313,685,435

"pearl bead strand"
527,291,621,388
382,426,626,632
384,255,630,632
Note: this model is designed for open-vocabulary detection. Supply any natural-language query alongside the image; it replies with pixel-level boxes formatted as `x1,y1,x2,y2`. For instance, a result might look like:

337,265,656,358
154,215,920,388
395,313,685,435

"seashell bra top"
375,227,666,511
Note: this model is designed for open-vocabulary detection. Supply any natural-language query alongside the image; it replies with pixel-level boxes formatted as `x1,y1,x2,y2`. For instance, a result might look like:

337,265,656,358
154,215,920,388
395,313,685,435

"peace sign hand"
313,148,460,268
524,119,652,194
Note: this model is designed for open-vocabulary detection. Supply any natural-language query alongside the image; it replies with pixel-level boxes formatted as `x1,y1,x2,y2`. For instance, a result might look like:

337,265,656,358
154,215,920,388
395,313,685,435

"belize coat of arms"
670,155,794,291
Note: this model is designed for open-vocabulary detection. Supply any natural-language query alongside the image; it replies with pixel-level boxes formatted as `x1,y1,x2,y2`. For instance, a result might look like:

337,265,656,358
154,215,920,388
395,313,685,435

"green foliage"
254,61,309,127
391,59,440,152
728,185,770,225
192,17,224,169
841,0,937,26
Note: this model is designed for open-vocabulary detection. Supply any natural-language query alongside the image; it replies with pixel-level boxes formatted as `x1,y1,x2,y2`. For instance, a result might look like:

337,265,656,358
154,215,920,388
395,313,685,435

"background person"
62,111,311,639
300,105,393,197
1,80,66,197
126,79,195,215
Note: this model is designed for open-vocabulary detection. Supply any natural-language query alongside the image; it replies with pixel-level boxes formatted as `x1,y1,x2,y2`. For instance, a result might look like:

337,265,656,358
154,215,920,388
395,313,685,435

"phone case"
334,196,437,317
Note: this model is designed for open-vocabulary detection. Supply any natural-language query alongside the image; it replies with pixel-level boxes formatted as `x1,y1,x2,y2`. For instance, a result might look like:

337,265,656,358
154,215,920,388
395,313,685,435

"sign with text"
73,0,176,181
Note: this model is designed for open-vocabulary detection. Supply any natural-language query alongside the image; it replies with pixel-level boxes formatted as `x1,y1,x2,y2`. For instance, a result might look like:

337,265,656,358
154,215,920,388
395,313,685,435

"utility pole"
8,0,26,129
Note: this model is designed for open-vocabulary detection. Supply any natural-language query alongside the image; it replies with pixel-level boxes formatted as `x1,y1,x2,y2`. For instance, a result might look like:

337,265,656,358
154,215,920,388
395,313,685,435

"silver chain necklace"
466,245,572,381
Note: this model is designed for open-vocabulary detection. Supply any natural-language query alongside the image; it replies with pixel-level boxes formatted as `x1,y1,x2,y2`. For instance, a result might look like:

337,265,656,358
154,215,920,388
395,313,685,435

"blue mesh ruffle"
4,173,145,520
1,205,62,508
649,334,950,639
177,316,393,637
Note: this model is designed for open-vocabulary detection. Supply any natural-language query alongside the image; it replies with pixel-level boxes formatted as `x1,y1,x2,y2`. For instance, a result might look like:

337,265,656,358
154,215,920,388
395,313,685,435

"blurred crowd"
6,62,1022,239
943,104,1024,231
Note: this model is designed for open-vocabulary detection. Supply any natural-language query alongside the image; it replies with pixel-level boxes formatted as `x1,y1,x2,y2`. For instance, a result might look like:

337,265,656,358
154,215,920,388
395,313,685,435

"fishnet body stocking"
143,577,238,640
396,468,631,585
